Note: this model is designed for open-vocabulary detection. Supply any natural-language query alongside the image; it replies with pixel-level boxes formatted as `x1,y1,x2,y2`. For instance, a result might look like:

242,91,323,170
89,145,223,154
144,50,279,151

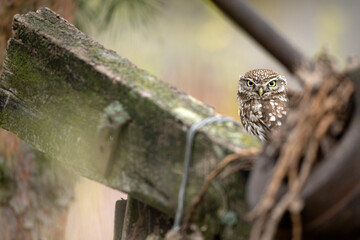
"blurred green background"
1,0,359,239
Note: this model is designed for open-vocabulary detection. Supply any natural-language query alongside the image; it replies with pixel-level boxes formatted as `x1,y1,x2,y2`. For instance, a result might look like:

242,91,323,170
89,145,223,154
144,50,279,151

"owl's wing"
258,118,271,142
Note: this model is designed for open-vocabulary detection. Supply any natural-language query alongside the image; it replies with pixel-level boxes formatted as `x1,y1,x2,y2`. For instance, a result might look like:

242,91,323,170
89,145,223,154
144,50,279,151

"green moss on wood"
0,8,260,239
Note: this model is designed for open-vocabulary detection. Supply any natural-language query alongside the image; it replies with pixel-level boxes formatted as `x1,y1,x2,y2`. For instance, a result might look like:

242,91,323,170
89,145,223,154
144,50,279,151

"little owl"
237,69,288,142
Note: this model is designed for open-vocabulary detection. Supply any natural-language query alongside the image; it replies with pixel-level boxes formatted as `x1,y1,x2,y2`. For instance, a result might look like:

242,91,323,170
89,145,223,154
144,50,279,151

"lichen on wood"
0,8,259,238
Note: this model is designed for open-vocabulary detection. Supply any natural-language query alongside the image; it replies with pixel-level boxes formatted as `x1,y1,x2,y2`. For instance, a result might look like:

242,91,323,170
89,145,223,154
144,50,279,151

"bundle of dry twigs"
247,54,356,240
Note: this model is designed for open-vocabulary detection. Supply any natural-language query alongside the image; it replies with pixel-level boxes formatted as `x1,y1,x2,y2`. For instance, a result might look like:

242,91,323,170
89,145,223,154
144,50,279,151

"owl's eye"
268,80,276,87
247,80,254,87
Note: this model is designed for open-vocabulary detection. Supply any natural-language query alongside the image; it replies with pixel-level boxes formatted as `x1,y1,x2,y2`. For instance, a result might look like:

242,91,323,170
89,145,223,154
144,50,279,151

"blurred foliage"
316,3,345,56
75,0,166,32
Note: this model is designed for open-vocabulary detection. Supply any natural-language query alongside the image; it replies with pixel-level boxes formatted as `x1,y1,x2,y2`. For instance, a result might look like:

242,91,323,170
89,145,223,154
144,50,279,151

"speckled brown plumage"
237,69,288,141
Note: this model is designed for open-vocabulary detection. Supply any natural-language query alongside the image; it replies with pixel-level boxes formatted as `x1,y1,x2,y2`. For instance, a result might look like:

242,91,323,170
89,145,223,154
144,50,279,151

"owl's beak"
258,87,264,96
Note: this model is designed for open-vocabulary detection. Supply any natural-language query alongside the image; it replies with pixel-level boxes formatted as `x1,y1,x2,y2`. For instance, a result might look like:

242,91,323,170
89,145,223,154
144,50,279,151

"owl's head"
238,69,287,101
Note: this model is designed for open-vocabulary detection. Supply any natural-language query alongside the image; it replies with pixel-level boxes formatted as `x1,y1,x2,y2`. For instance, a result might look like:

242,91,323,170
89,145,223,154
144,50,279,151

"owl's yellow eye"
268,80,276,87
247,80,254,87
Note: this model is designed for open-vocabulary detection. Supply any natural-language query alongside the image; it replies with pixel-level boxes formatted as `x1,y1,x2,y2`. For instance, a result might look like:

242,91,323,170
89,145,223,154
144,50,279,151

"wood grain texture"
0,8,259,238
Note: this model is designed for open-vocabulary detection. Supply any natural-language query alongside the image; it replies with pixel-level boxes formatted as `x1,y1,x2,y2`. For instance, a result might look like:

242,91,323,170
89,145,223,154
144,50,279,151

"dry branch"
184,149,260,229
247,54,356,240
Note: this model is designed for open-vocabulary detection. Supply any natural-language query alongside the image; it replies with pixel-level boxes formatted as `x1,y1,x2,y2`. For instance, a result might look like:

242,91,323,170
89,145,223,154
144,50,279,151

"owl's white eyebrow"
265,77,278,84
241,77,253,81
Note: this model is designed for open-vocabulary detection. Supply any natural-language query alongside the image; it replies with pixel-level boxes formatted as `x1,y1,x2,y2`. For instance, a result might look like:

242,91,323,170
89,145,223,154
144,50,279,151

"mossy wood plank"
0,8,258,236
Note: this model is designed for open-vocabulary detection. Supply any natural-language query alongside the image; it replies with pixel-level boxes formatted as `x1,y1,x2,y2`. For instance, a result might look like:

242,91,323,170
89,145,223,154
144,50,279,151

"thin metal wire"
171,115,241,231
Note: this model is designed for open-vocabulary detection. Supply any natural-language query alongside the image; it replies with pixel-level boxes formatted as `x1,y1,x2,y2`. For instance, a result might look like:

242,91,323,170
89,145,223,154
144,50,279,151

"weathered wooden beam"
0,8,259,237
